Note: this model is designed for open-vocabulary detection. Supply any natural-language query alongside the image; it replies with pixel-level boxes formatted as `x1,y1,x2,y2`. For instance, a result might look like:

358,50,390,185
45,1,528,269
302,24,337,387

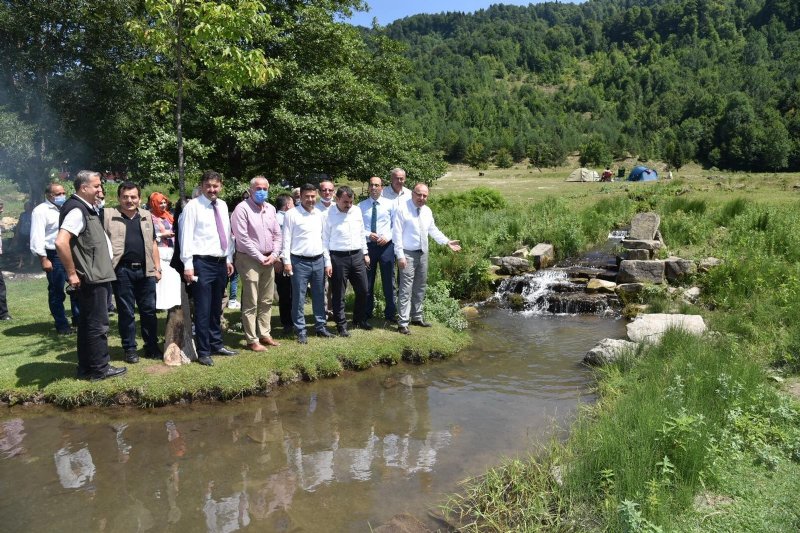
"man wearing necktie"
179,170,237,366
392,183,461,335
357,176,396,323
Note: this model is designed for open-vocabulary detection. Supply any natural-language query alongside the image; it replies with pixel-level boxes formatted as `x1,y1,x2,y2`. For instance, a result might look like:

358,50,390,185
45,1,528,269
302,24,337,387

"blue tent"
627,166,658,181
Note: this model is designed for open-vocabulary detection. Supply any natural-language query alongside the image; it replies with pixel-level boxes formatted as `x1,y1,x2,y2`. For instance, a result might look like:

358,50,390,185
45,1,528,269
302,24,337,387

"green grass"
435,166,800,531
0,277,468,407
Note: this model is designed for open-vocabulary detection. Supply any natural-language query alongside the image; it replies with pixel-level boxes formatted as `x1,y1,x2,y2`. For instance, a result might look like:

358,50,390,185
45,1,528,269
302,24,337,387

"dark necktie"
211,200,228,252
370,201,377,233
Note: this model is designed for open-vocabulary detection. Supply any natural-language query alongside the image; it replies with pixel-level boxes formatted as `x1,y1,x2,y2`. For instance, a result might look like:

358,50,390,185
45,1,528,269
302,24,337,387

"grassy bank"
430,166,800,531
0,277,468,407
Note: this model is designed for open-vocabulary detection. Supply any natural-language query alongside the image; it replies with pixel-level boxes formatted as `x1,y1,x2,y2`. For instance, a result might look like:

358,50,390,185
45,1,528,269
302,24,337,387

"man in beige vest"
103,181,163,363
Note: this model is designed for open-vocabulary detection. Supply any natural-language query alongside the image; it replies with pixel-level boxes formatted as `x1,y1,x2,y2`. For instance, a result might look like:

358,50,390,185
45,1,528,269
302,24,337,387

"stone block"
511,247,530,258
664,257,697,282
530,243,555,269
617,260,665,284
629,212,661,240
583,338,639,366
616,283,645,298
621,239,663,251
495,256,532,276
626,313,707,343
698,257,722,272
586,278,617,293
623,249,650,261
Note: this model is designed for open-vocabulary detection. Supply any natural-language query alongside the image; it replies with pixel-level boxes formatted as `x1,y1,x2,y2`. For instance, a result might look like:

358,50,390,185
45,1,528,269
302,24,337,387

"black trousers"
193,256,228,357
113,266,158,352
76,282,111,376
275,268,293,330
0,270,7,318
330,251,369,327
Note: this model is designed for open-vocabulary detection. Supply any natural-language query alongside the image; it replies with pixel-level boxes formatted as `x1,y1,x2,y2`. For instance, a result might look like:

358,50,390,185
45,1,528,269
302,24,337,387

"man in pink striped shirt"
231,176,282,351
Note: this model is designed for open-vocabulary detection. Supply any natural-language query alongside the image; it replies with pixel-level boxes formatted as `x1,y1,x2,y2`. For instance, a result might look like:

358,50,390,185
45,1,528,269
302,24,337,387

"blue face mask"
253,189,269,204
52,195,67,207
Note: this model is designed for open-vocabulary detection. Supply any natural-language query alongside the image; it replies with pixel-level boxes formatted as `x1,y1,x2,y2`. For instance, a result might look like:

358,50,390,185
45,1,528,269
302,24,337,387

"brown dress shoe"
259,336,280,347
248,342,267,352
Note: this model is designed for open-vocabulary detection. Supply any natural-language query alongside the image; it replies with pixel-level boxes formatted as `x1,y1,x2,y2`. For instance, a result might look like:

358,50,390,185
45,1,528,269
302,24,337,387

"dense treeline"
0,0,444,198
384,0,800,171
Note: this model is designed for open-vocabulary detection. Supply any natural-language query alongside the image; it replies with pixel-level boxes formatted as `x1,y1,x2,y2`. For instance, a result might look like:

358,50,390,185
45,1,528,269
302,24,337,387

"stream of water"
0,310,625,532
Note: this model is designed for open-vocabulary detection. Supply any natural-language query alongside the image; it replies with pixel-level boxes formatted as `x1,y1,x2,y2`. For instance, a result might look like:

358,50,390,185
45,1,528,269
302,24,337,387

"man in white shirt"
315,179,335,212
381,168,412,202
30,182,78,335
323,186,371,337
392,184,461,335
357,177,396,322
55,170,125,381
179,170,237,366
281,183,334,343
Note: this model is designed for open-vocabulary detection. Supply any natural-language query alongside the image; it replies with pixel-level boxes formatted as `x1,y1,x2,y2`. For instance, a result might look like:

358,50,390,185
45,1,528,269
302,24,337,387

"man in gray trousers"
392,183,461,335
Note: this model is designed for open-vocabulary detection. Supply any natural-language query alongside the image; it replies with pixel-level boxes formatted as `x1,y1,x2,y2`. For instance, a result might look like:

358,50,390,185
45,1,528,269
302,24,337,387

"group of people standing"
29,167,460,381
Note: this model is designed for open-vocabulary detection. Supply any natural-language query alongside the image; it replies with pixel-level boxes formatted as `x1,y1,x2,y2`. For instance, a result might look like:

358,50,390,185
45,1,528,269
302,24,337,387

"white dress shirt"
381,185,412,202
392,198,450,261
60,195,114,258
314,200,332,212
357,196,394,242
281,205,329,267
323,206,368,262
29,200,61,255
179,195,234,270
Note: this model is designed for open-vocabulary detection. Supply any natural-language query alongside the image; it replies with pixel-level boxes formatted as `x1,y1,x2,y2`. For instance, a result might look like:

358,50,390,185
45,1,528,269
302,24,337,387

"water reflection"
0,312,626,532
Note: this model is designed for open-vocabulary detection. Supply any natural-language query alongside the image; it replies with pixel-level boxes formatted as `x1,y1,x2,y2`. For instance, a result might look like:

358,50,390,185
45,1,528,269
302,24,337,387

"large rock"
621,239,663,251
617,260,665,284
664,257,697,282
511,247,530,258
626,313,707,343
623,249,650,261
698,257,722,272
583,338,639,366
616,283,645,298
491,256,532,275
530,243,555,269
586,278,617,293
629,212,661,240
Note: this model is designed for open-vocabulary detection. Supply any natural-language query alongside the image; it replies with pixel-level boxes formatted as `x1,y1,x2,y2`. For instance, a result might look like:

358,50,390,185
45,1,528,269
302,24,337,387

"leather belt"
291,253,322,261
119,261,144,269
330,249,362,257
195,255,227,263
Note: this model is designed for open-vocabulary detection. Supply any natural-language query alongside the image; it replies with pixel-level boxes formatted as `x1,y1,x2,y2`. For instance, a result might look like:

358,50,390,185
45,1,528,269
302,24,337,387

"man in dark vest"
55,170,126,381
104,181,163,363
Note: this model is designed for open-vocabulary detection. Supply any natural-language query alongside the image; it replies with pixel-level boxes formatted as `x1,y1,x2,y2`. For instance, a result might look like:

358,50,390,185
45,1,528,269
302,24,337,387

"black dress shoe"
398,326,410,335
145,347,164,360
316,328,334,338
78,365,128,381
353,321,373,331
124,350,140,364
57,327,76,336
213,347,238,356
297,333,308,344
337,326,350,337
410,320,432,327
197,356,214,366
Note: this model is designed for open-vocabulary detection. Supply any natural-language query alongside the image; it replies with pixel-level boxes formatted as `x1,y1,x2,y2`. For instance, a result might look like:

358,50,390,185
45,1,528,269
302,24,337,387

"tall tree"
125,0,279,197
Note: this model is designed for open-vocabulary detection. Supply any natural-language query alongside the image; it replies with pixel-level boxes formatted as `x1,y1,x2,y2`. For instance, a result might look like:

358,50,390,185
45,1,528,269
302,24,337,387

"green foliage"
423,281,468,331
494,147,513,168
385,1,800,172
429,186,507,211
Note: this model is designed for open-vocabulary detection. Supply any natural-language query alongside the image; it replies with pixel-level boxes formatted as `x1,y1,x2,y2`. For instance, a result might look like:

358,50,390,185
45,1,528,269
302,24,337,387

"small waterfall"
490,269,618,316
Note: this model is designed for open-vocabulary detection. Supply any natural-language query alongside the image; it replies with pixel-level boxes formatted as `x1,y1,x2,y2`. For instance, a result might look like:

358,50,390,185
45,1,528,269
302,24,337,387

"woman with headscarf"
149,192,181,309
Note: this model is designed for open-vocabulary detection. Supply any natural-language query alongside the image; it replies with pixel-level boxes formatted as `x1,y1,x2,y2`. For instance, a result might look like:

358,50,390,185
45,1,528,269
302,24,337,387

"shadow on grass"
15,360,76,387
1,322,56,337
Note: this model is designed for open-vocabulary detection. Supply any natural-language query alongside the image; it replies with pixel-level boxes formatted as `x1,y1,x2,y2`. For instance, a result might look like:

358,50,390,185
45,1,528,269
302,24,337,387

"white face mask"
96,199,105,209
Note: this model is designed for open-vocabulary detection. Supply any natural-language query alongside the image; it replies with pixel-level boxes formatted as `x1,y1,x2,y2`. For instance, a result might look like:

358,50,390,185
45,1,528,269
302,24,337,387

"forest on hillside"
1,0,799,199
385,0,800,171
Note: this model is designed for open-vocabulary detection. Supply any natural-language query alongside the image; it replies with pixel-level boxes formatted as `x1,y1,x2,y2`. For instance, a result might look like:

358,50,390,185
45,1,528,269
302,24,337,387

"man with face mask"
30,182,79,334
231,176,282,351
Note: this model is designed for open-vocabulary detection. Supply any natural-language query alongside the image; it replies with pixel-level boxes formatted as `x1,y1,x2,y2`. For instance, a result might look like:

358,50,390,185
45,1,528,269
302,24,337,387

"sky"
346,0,542,27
